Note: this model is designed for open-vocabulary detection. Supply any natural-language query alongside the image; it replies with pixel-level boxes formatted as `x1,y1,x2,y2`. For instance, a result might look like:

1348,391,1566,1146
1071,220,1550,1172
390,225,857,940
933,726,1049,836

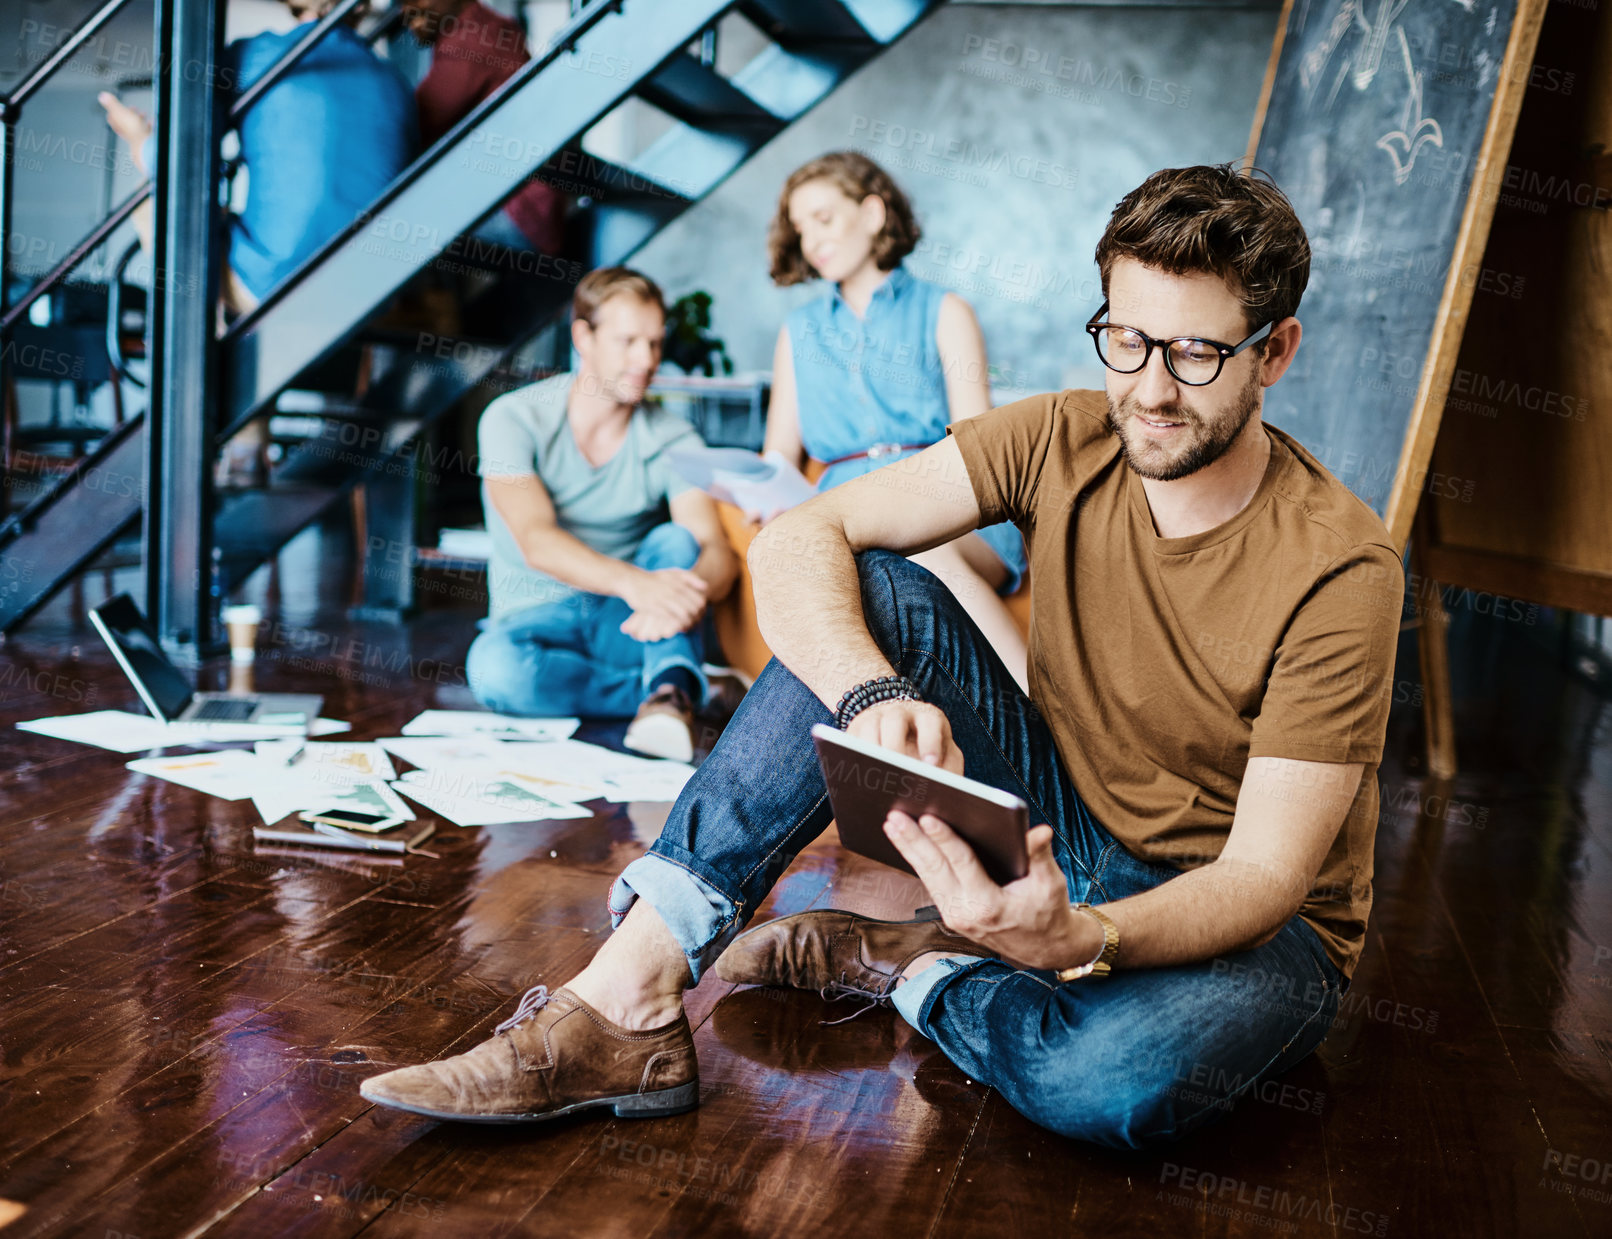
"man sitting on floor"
465,266,737,760
363,165,1406,1148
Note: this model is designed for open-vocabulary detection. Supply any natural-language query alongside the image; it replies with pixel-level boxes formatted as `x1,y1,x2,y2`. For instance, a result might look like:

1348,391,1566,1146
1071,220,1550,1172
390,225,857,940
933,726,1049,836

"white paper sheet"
399,710,579,741
251,777,415,826
392,768,593,826
665,445,815,522
251,740,396,783
125,750,271,799
525,739,697,802
18,710,348,753
377,735,549,770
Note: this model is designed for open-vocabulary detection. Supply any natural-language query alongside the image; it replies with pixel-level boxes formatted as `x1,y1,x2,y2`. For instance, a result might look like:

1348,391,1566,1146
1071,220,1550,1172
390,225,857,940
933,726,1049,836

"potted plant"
663,290,734,377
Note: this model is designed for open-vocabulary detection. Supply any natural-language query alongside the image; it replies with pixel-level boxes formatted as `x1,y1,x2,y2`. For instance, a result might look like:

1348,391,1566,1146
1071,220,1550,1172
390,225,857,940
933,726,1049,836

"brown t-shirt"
949,390,1405,978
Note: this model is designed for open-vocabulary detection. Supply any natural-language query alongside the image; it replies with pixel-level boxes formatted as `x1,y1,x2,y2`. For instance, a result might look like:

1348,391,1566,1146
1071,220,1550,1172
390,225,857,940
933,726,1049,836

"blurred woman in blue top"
760,152,1028,689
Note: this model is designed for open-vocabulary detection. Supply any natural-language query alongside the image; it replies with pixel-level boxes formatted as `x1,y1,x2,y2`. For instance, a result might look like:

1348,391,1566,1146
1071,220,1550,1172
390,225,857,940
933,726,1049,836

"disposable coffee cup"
222,604,261,664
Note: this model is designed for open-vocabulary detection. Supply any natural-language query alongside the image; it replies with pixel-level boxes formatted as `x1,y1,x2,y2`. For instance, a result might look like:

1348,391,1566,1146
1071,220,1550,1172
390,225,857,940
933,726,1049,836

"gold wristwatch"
1055,902,1119,982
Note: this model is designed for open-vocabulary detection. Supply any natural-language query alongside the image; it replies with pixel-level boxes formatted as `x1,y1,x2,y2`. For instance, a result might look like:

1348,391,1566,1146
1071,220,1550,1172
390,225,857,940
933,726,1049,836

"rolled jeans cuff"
607,850,740,985
889,954,995,1034
643,652,710,710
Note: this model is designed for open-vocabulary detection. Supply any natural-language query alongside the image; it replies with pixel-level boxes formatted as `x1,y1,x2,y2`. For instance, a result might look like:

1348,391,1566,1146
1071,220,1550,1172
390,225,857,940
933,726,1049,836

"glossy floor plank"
0,539,1609,1237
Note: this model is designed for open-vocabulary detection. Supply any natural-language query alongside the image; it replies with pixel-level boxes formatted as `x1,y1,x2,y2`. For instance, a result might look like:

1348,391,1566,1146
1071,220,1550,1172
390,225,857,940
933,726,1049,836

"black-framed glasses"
1084,300,1274,386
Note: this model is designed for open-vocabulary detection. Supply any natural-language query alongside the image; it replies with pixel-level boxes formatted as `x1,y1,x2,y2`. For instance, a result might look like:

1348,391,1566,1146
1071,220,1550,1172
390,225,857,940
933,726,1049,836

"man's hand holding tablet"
882,811,1100,972
826,700,1105,973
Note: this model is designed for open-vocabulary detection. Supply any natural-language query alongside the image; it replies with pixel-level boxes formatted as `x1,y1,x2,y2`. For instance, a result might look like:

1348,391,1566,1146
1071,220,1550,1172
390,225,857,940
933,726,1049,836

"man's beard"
1105,364,1262,482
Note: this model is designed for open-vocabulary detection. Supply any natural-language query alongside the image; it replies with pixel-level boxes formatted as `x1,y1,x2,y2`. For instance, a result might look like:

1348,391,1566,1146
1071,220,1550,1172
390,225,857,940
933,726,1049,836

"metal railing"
0,0,618,417
0,0,389,343
222,0,625,342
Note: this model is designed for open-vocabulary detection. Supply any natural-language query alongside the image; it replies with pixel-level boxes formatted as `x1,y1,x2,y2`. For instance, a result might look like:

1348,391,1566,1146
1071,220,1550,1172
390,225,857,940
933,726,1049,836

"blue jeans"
608,549,1343,1148
466,522,710,718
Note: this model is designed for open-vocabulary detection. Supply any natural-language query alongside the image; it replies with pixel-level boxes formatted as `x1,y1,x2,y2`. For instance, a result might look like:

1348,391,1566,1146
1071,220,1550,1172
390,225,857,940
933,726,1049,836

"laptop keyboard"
189,698,259,722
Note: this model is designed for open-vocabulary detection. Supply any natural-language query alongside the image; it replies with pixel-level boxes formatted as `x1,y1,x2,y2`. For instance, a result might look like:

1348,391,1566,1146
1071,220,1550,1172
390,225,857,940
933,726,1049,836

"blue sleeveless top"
787,264,950,489
786,264,1026,593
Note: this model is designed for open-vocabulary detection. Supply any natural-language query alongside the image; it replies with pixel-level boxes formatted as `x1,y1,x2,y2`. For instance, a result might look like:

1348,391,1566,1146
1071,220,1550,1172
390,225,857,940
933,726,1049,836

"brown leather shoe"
358,985,697,1123
623,684,696,762
714,908,987,1004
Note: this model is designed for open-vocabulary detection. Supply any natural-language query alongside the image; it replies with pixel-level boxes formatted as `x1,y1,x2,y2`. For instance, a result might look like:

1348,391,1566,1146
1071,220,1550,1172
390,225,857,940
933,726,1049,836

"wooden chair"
711,458,1032,680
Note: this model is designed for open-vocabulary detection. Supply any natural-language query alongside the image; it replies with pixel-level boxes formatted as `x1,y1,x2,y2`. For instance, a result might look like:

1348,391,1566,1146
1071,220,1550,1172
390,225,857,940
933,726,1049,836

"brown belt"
821,441,934,468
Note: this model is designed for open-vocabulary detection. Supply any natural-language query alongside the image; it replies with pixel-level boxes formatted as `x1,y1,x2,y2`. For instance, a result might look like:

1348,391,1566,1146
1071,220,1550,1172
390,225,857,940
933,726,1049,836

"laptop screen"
89,594,195,721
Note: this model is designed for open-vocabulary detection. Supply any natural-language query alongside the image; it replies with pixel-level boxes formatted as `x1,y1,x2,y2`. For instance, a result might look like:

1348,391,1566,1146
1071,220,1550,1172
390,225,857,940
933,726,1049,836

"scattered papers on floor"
125,750,269,800
243,742,407,825
249,779,412,824
368,735,698,825
530,739,697,803
392,767,594,827
250,779,415,829
251,740,396,782
399,710,579,741
18,710,349,753
57,708,697,831
125,741,413,825
377,735,556,771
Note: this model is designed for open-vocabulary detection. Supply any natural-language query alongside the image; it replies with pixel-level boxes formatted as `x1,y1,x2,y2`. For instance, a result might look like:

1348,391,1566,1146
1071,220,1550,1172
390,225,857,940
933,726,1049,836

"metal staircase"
0,0,942,639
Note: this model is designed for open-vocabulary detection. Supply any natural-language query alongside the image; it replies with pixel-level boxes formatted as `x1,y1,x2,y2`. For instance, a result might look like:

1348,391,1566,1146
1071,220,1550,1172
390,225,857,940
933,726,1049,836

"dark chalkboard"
1248,0,1546,543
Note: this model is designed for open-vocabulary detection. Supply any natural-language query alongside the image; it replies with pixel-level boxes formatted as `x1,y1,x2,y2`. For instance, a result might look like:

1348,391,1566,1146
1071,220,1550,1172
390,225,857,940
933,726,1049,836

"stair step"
0,418,146,631
629,127,763,201
737,0,875,46
731,41,866,121
540,146,692,208
636,52,784,133
215,485,348,587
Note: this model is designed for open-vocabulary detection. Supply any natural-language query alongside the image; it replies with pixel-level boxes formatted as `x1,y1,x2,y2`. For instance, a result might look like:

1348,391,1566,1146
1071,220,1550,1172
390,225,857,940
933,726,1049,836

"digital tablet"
811,723,1029,886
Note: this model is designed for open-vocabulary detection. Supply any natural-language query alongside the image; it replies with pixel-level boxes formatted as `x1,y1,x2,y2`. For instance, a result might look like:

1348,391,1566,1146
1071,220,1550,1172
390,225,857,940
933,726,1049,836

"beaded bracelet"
834,675,924,730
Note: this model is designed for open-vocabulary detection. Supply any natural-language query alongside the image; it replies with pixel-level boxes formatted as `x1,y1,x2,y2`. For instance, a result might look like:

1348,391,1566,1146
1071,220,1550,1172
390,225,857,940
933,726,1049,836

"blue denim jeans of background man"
607,548,1345,1148
467,522,711,718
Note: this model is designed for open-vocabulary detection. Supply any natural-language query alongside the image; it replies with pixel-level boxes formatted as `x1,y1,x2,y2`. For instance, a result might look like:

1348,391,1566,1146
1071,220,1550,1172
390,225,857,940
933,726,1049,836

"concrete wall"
633,1,1283,399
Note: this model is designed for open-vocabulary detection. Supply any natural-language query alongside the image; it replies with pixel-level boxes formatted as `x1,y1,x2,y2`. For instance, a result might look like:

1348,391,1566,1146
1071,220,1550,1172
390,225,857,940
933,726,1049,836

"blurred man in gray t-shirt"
468,268,738,761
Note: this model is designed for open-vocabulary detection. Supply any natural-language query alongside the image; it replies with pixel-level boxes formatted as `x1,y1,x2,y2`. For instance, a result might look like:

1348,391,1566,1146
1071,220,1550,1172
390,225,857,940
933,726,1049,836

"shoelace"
817,971,894,1027
495,984,552,1034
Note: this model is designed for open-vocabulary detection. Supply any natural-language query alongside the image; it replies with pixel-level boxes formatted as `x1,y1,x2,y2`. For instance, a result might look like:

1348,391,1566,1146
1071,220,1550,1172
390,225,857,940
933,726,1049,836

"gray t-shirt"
477,373,701,618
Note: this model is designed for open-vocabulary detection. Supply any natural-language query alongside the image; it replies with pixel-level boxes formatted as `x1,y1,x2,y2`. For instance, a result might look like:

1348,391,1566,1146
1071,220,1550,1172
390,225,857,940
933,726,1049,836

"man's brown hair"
767,151,921,286
1094,163,1310,336
572,266,666,326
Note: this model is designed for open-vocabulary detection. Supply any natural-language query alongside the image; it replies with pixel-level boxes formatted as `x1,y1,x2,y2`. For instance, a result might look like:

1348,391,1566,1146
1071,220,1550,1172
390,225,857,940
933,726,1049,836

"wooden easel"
1247,0,1565,777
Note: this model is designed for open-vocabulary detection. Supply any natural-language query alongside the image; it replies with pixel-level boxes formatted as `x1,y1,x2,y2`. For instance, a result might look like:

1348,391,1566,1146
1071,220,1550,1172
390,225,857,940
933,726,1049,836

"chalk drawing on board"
1349,0,1412,91
1375,28,1445,184
1299,0,1418,112
1300,0,1358,105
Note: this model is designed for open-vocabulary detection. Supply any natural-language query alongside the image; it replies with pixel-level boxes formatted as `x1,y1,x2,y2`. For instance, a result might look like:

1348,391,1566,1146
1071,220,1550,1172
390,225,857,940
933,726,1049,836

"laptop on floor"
89,593,322,734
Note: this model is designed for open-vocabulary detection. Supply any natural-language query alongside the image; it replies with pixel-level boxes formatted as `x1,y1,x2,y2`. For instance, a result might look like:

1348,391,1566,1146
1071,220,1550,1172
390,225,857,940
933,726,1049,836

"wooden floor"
2,537,1611,1238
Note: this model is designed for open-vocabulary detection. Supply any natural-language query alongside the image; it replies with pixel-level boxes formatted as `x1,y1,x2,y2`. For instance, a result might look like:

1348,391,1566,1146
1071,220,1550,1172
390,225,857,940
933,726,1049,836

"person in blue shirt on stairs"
100,0,417,311
98,0,416,484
